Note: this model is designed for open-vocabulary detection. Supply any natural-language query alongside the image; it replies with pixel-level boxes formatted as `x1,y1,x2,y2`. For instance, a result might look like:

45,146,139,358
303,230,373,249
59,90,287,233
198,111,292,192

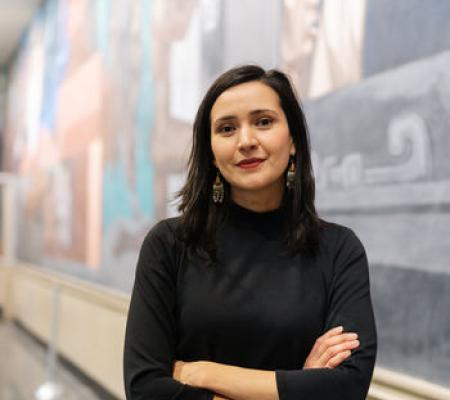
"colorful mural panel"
5,0,157,278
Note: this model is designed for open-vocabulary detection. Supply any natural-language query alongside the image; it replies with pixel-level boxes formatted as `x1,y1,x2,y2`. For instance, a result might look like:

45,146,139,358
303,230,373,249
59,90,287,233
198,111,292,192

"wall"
2,264,450,400
2,0,450,388
0,70,7,168
3,264,129,398
308,50,450,385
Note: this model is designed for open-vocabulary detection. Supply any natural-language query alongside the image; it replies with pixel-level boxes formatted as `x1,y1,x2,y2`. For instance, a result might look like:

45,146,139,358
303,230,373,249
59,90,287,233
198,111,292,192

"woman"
124,65,377,400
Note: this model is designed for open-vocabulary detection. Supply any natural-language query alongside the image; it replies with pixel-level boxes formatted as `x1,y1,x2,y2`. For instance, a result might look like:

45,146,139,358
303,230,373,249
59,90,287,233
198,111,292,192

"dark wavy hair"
176,64,321,263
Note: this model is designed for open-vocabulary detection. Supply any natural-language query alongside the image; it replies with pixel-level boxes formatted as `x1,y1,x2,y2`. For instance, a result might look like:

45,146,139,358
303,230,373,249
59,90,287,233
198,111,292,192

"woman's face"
210,81,296,203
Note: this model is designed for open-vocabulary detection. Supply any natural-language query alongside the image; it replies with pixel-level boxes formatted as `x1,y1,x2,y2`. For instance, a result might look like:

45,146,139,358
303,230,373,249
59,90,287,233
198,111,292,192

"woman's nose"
237,125,258,151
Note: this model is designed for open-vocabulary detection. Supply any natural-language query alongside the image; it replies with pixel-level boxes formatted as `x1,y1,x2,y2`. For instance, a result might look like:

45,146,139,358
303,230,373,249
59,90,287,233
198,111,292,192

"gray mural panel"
364,0,450,77
308,51,450,187
306,49,450,386
370,264,450,385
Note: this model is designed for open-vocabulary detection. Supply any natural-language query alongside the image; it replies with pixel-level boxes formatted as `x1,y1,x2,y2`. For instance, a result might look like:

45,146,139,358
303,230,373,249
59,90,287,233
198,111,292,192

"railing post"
35,283,64,400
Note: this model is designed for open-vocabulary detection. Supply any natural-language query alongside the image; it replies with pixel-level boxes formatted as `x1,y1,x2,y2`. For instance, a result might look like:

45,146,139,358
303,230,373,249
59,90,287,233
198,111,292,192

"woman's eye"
256,117,273,127
218,125,235,134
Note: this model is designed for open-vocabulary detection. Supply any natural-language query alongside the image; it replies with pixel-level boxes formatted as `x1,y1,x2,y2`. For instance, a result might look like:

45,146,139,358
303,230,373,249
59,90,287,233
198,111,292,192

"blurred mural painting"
2,0,449,388
4,0,156,288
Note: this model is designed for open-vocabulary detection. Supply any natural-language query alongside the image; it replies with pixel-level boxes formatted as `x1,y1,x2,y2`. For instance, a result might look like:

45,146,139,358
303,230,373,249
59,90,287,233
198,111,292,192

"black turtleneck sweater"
124,201,377,400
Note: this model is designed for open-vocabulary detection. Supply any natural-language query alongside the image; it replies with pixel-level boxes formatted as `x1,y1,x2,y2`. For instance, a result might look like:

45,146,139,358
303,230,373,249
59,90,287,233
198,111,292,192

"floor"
0,319,106,400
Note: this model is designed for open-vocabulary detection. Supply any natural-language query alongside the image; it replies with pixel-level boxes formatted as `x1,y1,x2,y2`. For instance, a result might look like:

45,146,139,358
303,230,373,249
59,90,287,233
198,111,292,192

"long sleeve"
275,227,377,400
123,220,214,400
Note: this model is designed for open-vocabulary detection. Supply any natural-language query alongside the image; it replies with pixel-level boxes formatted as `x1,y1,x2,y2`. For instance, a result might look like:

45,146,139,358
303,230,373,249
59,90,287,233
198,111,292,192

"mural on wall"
4,0,156,282
3,0,450,387
293,0,450,386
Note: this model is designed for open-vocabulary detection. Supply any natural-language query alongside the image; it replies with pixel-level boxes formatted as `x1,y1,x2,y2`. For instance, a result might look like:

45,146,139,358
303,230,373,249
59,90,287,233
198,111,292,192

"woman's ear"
289,142,296,156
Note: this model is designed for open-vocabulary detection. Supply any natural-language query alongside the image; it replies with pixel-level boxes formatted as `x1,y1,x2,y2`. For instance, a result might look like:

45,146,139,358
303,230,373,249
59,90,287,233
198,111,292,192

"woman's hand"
173,362,232,399
303,326,359,369
173,360,210,387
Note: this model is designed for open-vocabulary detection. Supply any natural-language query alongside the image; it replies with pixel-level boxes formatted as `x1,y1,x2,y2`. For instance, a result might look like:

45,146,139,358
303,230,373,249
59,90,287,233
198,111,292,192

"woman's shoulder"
146,215,183,236
317,218,366,254
318,218,355,237
137,217,185,274
142,216,184,248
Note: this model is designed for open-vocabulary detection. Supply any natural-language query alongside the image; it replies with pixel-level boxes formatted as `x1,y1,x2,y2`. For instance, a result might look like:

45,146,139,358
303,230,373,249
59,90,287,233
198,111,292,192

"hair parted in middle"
176,64,321,263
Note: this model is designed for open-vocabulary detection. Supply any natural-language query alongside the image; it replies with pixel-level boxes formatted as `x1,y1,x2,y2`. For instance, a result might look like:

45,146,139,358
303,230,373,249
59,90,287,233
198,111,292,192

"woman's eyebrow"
249,109,277,116
213,115,236,125
213,109,277,125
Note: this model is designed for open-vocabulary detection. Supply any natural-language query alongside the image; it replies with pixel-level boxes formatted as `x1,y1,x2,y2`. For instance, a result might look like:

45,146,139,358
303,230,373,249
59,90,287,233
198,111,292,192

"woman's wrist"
172,360,211,388
197,361,233,394
200,361,221,391
174,360,278,400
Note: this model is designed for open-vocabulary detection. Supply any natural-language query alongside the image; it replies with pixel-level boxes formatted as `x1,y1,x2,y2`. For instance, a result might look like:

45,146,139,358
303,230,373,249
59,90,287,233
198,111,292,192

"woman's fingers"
317,332,358,355
326,350,352,368
317,339,360,367
309,326,343,355
303,326,360,369
322,325,344,339
172,360,185,381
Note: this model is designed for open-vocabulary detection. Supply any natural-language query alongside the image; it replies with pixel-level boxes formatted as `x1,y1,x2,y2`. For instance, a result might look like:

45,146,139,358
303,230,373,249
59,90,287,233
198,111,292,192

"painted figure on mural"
124,65,377,399
281,0,366,99
151,0,200,218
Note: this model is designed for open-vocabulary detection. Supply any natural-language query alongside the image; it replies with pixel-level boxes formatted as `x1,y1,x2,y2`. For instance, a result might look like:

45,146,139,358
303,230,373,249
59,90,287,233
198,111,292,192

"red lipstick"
237,158,265,169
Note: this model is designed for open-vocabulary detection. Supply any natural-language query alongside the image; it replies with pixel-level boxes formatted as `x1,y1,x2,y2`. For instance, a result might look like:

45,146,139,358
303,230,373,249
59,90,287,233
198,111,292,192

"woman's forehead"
211,81,282,120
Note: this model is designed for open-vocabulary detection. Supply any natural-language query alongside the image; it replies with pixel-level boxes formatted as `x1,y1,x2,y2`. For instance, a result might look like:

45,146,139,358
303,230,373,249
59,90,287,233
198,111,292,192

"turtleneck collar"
222,198,288,235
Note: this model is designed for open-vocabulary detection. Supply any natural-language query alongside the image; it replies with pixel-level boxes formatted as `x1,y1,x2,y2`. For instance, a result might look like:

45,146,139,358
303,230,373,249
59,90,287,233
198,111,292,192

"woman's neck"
230,186,285,213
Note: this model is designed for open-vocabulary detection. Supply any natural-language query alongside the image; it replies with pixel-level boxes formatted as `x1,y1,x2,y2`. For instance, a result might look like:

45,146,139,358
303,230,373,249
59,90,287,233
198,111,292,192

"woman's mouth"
237,159,265,169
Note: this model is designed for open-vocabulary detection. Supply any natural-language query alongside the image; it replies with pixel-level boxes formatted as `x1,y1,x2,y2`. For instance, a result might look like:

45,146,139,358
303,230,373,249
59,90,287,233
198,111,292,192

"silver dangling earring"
212,171,224,203
286,156,296,190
